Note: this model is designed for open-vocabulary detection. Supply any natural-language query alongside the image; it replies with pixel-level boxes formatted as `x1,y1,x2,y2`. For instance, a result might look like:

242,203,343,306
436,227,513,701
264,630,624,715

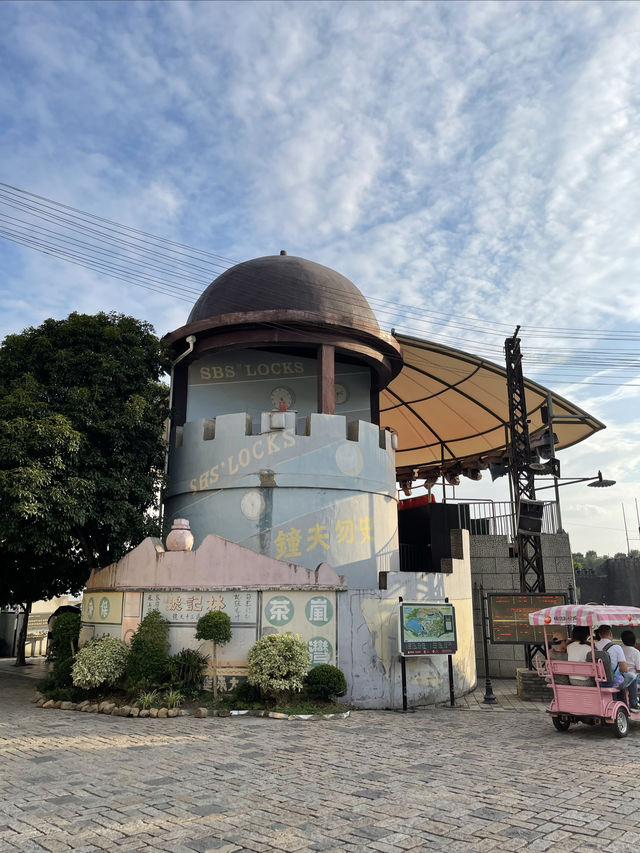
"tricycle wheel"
614,708,629,738
552,716,570,732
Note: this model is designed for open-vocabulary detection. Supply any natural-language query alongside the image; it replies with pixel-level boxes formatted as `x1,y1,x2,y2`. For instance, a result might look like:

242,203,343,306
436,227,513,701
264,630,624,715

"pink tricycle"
528,603,640,738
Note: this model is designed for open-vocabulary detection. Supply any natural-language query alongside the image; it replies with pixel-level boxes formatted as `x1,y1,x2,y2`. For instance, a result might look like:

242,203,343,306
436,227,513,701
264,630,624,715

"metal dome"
187,254,379,330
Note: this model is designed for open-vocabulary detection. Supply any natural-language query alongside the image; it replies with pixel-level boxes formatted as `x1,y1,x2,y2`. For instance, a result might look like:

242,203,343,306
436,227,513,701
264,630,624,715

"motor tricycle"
528,603,640,738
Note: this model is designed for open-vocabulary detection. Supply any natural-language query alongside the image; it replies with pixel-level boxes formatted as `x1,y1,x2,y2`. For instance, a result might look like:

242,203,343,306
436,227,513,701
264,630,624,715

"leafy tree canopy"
0,312,170,627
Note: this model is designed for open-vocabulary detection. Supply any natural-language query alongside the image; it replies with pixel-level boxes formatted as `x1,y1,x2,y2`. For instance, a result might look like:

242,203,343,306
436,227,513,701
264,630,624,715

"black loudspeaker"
517,498,544,536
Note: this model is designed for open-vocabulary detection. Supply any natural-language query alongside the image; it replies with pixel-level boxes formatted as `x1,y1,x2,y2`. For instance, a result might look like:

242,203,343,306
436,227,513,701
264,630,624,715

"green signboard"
399,601,457,656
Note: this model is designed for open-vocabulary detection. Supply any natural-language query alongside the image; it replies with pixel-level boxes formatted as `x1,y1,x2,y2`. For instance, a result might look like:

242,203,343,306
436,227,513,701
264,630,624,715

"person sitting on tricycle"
595,625,639,710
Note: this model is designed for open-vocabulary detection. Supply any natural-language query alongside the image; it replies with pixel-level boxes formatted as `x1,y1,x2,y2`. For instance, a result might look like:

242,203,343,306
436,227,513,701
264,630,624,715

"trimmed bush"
195,610,232,700
247,633,310,702
48,612,81,662
168,647,209,690
125,609,170,687
48,612,81,688
304,664,347,701
71,636,129,690
233,680,261,704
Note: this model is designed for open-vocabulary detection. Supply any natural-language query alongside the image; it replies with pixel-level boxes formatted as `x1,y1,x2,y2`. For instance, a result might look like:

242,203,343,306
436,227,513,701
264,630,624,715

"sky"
1,0,639,557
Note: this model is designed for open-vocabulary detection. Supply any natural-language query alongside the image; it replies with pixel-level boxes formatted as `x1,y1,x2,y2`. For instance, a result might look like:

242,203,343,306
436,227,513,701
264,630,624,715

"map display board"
488,593,567,644
399,601,457,656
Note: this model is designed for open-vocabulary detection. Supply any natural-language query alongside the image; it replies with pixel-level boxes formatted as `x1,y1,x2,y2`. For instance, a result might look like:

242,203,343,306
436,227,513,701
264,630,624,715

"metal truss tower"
504,331,545,594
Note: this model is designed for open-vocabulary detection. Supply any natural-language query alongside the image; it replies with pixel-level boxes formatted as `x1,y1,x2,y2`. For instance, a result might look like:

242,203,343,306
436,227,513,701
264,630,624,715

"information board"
399,601,457,656
488,593,567,644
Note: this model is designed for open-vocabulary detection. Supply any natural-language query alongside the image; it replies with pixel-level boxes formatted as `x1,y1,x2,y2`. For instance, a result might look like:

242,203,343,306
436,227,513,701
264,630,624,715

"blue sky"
1,0,639,555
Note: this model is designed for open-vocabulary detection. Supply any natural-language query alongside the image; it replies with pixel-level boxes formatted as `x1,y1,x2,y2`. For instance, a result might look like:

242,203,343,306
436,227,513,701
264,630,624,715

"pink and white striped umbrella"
529,604,640,627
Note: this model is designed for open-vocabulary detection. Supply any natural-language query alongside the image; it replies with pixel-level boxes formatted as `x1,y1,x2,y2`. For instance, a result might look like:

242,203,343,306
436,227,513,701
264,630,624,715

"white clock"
334,382,350,405
270,386,295,409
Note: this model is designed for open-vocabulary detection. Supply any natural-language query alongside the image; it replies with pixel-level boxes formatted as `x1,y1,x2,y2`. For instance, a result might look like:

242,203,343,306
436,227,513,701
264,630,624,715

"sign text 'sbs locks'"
200,361,305,381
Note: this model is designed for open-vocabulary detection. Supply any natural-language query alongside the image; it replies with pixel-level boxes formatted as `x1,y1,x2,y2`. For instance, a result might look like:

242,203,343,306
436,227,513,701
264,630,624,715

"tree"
0,312,169,665
195,610,232,700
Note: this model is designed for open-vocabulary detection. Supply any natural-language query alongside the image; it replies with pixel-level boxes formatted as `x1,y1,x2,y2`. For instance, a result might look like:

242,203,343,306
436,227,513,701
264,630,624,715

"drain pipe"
160,335,196,527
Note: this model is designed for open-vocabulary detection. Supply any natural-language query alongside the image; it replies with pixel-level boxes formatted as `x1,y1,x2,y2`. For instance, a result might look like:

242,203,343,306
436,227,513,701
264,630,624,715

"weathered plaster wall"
338,530,476,708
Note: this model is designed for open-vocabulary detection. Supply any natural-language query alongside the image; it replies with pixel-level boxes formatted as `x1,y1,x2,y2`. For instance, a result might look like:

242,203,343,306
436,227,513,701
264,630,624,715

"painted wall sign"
399,601,457,656
487,593,567,644
81,592,123,625
142,590,258,624
263,591,337,667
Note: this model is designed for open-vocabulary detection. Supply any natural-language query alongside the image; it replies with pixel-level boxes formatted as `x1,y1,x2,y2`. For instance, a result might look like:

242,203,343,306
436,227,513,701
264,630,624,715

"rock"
216,709,231,717
157,708,169,718
78,700,90,710
35,698,45,707
167,708,179,717
52,701,62,709
194,708,208,718
119,705,131,717
268,712,288,719
178,709,189,716
139,709,150,718
98,701,110,712
149,708,158,718
60,701,74,710
129,707,140,717
31,693,43,704
101,702,116,715
88,704,100,713
42,700,56,709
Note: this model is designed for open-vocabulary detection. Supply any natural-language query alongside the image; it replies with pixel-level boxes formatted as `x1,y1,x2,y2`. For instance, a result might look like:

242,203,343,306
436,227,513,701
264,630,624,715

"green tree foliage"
125,609,170,688
247,633,310,704
72,636,130,690
0,312,169,664
572,550,610,575
167,647,209,691
195,610,232,700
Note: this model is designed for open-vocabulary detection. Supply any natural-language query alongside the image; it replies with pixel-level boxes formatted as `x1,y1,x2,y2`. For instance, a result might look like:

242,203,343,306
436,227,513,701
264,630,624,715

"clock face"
334,382,350,405
270,386,295,409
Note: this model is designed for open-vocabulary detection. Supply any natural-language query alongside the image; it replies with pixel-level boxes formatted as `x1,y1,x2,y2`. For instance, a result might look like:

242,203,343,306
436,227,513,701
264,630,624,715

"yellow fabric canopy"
380,332,605,480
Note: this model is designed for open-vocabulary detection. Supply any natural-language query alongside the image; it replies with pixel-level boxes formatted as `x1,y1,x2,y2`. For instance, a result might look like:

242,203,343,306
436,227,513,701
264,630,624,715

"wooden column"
317,344,335,413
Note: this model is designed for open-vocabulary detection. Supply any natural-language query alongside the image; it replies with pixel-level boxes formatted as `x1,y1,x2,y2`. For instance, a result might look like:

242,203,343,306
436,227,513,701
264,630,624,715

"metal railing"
447,499,560,540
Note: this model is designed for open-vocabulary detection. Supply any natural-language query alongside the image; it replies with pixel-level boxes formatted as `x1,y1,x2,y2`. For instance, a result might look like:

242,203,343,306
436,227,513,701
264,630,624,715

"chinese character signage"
263,591,336,667
399,601,457,656
81,592,123,625
487,593,567,644
142,591,257,624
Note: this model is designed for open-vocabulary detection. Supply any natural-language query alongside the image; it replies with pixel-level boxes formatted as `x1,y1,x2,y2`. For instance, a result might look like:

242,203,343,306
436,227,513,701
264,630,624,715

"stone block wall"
470,532,575,679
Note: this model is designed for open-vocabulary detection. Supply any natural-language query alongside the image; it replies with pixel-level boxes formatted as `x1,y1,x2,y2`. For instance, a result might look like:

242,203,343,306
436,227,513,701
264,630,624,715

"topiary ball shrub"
72,636,129,690
304,664,347,701
247,632,310,703
125,609,170,688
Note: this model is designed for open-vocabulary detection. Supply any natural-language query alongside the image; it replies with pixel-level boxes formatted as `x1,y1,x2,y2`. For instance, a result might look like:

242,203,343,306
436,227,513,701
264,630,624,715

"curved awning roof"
380,332,605,481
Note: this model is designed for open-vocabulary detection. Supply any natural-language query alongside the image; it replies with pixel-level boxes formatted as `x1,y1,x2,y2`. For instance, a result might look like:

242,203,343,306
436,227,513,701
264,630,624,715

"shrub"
233,680,261,704
247,633,310,702
195,611,232,700
137,689,160,710
71,636,129,690
49,612,81,659
125,610,170,687
167,647,209,690
48,612,81,687
304,664,347,701
163,687,184,709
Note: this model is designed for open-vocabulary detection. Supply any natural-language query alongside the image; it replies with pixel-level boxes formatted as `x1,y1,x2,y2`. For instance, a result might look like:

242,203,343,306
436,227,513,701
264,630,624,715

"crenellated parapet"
164,412,399,583
167,411,397,500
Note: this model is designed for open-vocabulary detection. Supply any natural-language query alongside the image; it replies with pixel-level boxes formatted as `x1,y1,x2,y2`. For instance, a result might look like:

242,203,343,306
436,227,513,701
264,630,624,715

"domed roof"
188,254,379,329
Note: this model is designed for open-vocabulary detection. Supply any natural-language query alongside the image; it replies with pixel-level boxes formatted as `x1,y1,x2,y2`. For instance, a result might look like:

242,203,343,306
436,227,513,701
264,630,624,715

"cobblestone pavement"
3,660,640,853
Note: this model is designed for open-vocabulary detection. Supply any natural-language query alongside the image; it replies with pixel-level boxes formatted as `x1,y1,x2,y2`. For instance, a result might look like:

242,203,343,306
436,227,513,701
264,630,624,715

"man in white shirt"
596,625,638,710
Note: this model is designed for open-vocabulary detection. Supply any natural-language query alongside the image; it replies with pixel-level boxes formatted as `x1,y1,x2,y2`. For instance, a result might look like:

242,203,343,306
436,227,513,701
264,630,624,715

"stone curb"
32,692,350,720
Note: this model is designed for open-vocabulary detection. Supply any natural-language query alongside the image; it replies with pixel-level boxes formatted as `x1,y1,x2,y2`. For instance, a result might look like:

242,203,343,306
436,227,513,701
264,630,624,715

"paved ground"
3,659,640,853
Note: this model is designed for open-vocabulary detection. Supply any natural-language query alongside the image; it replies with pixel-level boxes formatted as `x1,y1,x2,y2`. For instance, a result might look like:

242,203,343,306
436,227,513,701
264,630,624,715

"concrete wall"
470,532,575,678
